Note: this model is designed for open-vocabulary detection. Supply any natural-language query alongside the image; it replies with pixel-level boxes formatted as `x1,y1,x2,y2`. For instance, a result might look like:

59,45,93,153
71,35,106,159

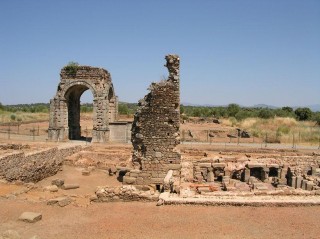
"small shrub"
64,61,79,76
277,125,291,136
10,114,16,121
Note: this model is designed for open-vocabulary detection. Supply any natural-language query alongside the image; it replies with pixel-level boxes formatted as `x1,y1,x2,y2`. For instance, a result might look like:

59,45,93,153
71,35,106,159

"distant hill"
252,104,278,109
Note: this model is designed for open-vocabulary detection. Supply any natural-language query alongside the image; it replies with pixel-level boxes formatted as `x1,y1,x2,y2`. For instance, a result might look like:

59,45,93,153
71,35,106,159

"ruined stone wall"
48,66,117,143
126,55,181,186
0,145,82,182
93,185,160,202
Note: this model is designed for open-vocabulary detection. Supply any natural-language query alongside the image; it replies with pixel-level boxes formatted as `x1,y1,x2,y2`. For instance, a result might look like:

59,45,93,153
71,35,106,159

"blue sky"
0,0,319,107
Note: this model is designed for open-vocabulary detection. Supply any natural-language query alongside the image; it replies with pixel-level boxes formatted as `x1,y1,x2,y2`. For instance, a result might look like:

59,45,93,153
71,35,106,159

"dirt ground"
1,144,320,239
0,199,319,239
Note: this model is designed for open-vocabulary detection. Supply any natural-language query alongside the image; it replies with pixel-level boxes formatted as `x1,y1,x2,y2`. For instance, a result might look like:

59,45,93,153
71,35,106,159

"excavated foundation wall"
125,55,181,186
0,145,82,182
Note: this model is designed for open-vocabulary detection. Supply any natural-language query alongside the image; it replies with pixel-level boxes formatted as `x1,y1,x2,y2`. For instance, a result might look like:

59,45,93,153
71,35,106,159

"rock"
108,166,117,176
51,179,64,187
1,230,21,239
47,197,71,207
123,176,136,184
87,166,96,171
241,130,250,138
18,212,42,223
44,185,58,192
90,194,98,201
61,184,80,190
156,199,164,206
212,119,220,124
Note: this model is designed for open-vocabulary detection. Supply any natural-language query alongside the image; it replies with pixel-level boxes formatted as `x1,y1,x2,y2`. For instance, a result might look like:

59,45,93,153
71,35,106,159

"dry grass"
0,111,49,123
238,117,319,145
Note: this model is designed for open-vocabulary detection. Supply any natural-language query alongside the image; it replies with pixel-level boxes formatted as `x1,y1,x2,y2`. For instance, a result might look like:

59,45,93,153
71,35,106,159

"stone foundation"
0,145,83,182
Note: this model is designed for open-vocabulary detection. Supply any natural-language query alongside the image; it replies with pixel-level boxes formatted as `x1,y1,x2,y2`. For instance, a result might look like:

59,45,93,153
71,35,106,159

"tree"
258,108,274,119
282,106,293,113
294,107,312,121
227,103,240,117
118,104,129,115
312,112,320,126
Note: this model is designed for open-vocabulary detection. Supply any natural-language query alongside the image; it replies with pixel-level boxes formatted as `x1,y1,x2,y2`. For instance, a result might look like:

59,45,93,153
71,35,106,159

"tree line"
180,104,320,124
1,102,319,125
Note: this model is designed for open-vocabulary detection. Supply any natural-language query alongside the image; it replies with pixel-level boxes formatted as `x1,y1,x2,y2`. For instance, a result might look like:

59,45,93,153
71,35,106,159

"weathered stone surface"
48,66,118,143
19,212,42,223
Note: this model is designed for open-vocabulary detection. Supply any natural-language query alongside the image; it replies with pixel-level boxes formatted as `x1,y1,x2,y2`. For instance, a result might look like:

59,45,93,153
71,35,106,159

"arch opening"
65,85,94,140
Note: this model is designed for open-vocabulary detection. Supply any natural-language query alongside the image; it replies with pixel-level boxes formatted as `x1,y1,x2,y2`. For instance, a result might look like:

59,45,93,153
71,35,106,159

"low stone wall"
93,185,160,202
0,145,82,182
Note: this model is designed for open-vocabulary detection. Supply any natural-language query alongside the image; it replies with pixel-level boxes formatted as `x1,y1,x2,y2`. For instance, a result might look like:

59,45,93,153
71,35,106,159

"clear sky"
0,0,319,107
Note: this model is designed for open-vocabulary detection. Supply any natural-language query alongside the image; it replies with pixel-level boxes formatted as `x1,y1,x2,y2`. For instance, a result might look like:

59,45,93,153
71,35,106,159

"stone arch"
48,65,118,143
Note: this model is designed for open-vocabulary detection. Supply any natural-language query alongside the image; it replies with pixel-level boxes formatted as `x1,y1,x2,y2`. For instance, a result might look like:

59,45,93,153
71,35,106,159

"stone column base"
92,129,110,143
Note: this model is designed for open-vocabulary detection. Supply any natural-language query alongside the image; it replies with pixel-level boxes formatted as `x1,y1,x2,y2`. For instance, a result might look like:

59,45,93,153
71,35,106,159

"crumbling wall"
126,55,181,186
0,145,82,182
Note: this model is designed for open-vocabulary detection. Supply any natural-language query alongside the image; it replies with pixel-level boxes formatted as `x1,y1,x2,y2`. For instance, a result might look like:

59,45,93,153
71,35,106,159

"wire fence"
180,128,320,150
1,121,319,150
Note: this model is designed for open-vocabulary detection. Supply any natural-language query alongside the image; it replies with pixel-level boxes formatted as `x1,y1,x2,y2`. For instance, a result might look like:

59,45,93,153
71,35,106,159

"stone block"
19,212,42,223
44,185,58,192
296,176,303,189
199,163,212,168
247,163,265,169
306,181,314,191
212,163,226,168
291,176,297,188
165,164,181,170
47,197,71,207
129,172,139,177
61,184,80,190
151,178,163,184
51,179,64,187
301,180,307,190
82,169,90,176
